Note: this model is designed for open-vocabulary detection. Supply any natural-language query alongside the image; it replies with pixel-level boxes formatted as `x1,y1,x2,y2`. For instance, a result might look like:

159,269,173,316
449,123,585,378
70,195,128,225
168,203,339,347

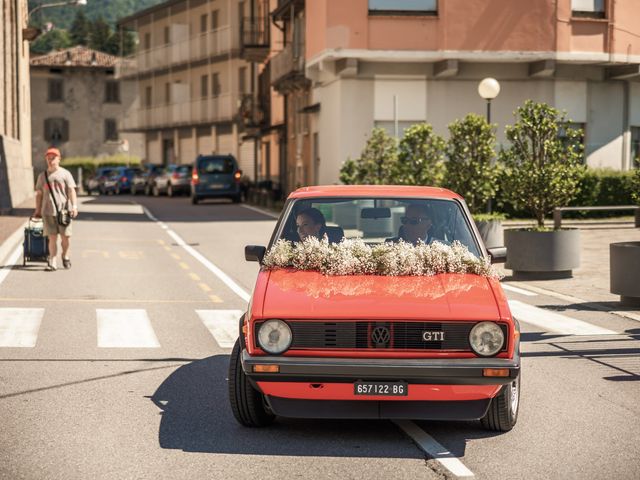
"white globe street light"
478,77,500,124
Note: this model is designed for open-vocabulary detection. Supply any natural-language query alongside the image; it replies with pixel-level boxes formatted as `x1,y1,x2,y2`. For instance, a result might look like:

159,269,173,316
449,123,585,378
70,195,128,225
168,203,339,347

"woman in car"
295,207,327,241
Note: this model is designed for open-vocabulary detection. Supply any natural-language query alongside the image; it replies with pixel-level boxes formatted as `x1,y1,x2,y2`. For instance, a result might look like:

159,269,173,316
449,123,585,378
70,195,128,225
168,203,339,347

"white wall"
586,82,624,169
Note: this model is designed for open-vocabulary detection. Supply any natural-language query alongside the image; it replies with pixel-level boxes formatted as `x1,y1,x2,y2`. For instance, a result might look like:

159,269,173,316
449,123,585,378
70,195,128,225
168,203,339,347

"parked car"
151,164,192,197
131,164,164,195
103,166,141,195
230,185,519,431
86,167,115,195
190,155,242,204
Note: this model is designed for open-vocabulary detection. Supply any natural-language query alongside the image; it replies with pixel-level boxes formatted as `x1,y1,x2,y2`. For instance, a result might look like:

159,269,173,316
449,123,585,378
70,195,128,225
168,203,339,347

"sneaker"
62,257,71,269
45,258,57,271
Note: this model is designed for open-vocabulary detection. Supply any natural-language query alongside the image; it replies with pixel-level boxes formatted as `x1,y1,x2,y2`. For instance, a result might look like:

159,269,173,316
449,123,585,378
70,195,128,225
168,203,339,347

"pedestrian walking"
33,147,78,271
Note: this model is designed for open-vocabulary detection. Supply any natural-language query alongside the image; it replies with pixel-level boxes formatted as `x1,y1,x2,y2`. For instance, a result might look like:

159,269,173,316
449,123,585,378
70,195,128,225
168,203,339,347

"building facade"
30,46,144,172
296,0,640,186
118,0,258,176
0,0,33,212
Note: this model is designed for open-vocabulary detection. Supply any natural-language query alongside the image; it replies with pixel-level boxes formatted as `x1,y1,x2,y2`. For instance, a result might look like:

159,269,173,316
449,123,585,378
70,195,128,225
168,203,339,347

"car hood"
260,269,500,321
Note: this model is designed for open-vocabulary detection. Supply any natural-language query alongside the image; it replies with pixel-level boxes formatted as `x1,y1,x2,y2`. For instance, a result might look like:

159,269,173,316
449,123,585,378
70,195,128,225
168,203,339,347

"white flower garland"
263,237,501,279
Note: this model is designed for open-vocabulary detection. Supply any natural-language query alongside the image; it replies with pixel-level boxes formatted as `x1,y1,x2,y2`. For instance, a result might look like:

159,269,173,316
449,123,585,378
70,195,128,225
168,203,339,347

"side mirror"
245,245,266,263
488,247,507,264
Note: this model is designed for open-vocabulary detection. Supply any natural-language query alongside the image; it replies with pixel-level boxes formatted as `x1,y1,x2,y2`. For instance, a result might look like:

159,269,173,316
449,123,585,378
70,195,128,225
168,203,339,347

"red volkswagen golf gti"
229,185,520,431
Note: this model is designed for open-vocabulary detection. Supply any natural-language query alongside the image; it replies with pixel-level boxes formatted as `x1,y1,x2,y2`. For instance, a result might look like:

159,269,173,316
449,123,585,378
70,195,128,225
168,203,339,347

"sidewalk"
1,203,638,318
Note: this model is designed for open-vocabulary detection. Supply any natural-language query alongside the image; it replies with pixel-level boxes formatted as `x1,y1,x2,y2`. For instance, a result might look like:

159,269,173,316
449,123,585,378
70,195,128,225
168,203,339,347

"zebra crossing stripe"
0,308,44,347
97,309,160,348
196,309,242,348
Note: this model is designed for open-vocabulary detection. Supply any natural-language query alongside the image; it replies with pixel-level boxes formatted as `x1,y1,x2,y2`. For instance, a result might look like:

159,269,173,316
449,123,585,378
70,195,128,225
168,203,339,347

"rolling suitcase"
23,217,49,265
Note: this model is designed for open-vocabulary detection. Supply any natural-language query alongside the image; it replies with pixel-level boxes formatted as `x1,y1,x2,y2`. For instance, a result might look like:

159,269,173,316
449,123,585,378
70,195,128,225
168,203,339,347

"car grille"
254,321,508,352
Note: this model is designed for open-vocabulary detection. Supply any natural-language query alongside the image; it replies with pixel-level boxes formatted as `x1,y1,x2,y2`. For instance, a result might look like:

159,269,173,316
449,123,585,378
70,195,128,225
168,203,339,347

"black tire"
228,339,275,427
480,375,520,432
231,194,241,204
191,195,199,205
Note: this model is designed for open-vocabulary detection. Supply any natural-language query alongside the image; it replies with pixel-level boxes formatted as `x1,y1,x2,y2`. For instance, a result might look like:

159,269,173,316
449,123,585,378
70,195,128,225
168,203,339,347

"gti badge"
422,331,445,341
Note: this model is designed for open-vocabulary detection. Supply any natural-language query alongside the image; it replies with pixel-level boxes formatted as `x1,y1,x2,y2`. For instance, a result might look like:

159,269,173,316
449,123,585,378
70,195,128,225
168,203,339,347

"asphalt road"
1,194,639,480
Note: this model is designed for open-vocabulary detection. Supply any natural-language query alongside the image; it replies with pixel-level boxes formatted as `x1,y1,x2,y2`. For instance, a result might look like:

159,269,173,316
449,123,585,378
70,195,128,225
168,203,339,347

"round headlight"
469,322,504,357
257,319,292,354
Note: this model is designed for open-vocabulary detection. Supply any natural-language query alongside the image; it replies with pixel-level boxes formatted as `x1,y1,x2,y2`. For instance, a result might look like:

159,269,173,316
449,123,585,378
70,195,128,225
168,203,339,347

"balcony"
118,26,235,78
121,94,237,131
241,17,270,63
270,42,307,91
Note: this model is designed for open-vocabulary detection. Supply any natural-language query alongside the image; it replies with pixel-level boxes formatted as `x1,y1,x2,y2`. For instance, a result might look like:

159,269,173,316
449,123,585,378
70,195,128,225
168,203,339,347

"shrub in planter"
500,101,586,277
392,123,446,186
339,128,397,185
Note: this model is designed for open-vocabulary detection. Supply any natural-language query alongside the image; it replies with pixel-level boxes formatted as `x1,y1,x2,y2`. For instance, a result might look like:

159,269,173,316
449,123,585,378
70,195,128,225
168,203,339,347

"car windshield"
175,165,191,174
278,197,481,258
198,157,235,174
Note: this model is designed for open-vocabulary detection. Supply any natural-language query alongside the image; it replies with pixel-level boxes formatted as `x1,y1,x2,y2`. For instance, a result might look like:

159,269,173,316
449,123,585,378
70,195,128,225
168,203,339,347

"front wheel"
480,375,520,432
191,195,199,205
228,339,275,427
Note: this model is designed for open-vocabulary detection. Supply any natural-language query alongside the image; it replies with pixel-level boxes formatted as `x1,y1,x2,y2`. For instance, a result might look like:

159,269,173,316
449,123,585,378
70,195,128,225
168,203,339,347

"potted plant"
610,169,640,305
500,101,585,279
445,113,503,247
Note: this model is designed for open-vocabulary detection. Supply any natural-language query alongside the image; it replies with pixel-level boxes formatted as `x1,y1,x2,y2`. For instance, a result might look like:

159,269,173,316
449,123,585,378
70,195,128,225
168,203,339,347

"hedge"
61,154,142,176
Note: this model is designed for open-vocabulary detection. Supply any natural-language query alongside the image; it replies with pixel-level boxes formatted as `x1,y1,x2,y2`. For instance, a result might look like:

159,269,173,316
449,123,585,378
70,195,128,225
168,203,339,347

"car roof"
288,185,462,200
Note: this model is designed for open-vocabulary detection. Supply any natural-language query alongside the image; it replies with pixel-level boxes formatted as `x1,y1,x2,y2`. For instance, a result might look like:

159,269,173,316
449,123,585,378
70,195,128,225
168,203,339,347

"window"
105,81,120,103
104,119,118,142
48,79,64,102
211,10,219,30
631,127,640,169
165,82,171,104
44,118,69,143
145,86,152,107
164,26,170,44
238,66,247,94
200,14,208,33
369,0,437,15
144,32,151,50
211,73,221,95
200,75,208,98
571,0,606,18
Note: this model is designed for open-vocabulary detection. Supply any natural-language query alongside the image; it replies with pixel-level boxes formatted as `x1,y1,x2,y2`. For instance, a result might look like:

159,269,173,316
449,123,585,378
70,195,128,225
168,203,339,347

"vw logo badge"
371,326,391,346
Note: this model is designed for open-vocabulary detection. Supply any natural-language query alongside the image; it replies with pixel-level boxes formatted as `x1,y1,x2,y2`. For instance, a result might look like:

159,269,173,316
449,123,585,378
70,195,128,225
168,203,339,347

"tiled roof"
30,46,119,68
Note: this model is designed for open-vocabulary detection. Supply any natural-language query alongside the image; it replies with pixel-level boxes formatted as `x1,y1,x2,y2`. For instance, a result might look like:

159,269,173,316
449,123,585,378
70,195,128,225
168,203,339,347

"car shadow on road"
150,355,424,458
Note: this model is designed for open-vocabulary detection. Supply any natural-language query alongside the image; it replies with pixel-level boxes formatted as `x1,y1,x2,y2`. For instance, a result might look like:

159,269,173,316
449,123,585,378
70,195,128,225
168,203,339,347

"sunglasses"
401,216,430,225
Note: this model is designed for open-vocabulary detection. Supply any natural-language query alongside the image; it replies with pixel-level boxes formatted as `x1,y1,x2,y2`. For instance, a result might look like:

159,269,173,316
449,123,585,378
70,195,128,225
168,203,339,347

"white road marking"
501,283,538,297
0,245,23,287
508,300,617,336
394,420,474,479
0,308,45,347
97,309,160,348
240,204,280,219
196,309,242,348
140,204,250,303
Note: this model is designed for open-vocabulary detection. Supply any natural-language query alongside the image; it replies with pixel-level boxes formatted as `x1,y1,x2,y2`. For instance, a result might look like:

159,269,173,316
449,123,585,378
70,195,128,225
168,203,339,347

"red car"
230,185,519,431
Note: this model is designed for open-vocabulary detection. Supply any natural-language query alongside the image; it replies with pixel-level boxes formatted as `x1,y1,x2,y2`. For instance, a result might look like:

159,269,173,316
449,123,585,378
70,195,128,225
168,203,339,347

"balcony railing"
118,26,235,77
271,42,305,86
240,17,270,62
121,94,236,130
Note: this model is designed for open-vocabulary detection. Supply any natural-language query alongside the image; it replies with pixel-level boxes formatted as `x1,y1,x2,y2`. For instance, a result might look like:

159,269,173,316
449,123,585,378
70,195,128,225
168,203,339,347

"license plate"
209,183,225,189
354,381,408,396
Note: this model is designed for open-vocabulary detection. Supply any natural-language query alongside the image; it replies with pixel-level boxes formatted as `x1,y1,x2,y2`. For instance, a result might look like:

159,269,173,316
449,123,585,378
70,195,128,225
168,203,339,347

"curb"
0,220,27,265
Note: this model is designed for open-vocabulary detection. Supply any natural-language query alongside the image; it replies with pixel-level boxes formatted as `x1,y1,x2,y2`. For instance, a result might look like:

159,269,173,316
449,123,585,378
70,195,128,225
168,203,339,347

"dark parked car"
151,164,192,197
104,166,141,195
131,164,164,195
191,155,242,204
86,167,116,195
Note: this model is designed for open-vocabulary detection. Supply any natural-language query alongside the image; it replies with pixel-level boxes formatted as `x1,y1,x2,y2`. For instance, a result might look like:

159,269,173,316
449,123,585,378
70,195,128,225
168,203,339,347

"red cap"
45,147,61,158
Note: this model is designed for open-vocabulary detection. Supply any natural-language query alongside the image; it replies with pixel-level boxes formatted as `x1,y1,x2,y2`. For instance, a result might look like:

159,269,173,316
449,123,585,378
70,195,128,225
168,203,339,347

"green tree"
445,114,499,214
500,100,585,227
632,168,640,205
30,29,72,55
339,128,397,184
88,17,113,52
393,123,446,186
69,10,90,45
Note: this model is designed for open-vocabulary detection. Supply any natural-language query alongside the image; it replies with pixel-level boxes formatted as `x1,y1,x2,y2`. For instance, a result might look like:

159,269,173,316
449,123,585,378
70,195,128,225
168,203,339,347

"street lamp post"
478,77,500,213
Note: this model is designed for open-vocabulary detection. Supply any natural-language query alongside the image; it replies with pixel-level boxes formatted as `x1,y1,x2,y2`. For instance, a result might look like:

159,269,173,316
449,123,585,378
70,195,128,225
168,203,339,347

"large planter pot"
610,242,640,306
475,219,504,249
504,228,580,279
